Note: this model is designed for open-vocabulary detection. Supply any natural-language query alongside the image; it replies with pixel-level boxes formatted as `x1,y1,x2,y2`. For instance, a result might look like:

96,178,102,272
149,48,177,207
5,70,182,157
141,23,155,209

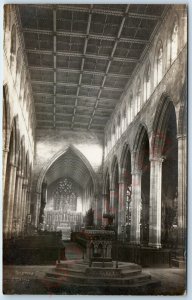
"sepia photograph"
2,2,187,296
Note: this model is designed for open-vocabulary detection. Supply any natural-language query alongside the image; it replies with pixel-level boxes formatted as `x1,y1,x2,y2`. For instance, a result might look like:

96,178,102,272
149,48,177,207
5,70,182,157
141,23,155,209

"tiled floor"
3,242,186,295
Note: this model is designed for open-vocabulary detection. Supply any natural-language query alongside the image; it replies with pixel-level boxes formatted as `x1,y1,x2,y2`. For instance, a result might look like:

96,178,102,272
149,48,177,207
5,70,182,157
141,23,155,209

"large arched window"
107,134,111,153
144,62,151,102
167,18,178,67
136,77,141,115
155,40,163,86
10,24,16,68
19,67,25,100
129,92,133,122
117,114,121,140
112,124,116,147
16,47,22,85
122,104,126,133
104,136,108,156
171,19,178,63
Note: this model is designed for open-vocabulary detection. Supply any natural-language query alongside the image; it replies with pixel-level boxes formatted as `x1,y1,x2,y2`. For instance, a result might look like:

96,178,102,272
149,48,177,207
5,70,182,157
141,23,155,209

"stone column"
102,194,108,226
15,173,24,236
21,180,29,233
3,162,17,239
118,180,126,235
2,147,9,195
177,134,187,250
26,188,31,215
19,179,28,234
11,170,22,237
148,157,163,248
33,192,41,228
110,188,115,215
130,170,142,244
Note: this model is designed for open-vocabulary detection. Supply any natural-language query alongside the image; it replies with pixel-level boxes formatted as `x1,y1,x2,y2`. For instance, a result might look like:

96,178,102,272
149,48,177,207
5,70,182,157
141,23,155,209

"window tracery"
52,178,77,211
144,63,151,102
155,41,163,85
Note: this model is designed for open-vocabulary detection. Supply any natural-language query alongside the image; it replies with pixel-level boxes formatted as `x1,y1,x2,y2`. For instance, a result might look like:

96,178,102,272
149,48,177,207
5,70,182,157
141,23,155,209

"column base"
148,242,162,249
129,241,141,246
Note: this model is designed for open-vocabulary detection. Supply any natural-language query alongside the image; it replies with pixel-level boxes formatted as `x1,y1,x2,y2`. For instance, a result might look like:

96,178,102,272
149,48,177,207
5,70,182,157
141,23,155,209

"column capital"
3,147,9,153
22,179,28,189
131,169,142,176
118,180,125,184
149,156,164,163
16,170,24,178
9,162,17,168
177,134,187,140
35,191,41,195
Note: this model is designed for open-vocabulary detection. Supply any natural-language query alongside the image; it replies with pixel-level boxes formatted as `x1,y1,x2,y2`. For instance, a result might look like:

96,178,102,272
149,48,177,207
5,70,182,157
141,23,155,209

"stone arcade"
3,4,187,295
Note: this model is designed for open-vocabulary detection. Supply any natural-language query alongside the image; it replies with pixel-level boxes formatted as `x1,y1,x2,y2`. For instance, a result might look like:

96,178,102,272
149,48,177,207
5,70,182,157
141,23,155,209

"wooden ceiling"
18,4,168,132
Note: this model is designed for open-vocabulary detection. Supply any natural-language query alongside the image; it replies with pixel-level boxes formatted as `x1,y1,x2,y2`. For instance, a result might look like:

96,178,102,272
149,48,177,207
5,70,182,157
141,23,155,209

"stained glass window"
52,178,77,211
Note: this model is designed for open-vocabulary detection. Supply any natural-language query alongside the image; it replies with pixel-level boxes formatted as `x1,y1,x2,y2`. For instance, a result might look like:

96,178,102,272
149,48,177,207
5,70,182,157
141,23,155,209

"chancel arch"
36,146,98,235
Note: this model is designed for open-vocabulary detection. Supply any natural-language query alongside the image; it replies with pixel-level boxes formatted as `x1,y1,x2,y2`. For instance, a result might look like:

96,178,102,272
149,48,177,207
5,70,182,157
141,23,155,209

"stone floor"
3,242,186,295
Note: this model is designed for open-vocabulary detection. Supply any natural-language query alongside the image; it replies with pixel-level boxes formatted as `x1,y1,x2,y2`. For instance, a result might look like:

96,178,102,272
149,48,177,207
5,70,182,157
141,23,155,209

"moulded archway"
151,94,178,247
36,145,98,195
120,143,132,241
35,145,99,229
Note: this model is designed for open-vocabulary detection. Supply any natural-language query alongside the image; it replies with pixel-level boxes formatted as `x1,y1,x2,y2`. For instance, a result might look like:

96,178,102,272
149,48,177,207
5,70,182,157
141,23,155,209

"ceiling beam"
35,102,114,111
31,80,124,92
26,48,138,63
23,28,149,44
88,4,130,130
23,4,162,20
37,111,109,120
29,65,131,79
71,5,93,128
34,92,117,102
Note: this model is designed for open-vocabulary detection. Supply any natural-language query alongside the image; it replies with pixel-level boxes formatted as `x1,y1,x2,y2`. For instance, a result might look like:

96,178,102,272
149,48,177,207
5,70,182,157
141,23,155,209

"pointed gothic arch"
36,145,98,196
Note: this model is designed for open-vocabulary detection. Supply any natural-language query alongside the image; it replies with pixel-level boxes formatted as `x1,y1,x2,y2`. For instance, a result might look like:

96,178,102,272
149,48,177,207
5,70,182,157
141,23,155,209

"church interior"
3,4,187,295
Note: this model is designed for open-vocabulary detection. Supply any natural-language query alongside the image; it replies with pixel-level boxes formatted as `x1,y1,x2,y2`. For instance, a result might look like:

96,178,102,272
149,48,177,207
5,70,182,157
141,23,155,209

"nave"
3,3,187,295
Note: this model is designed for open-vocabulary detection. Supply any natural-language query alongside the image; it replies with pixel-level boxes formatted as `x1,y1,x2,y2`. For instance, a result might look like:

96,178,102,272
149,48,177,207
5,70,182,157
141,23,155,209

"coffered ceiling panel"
18,4,168,132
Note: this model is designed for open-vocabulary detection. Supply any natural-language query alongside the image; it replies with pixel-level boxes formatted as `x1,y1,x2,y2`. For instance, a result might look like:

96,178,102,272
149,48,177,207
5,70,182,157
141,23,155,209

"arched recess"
35,145,98,230
154,39,163,86
10,24,16,69
133,123,150,245
15,47,22,86
36,145,98,195
144,61,151,102
111,156,119,226
152,95,178,247
120,143,132,241
167,14,179,67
